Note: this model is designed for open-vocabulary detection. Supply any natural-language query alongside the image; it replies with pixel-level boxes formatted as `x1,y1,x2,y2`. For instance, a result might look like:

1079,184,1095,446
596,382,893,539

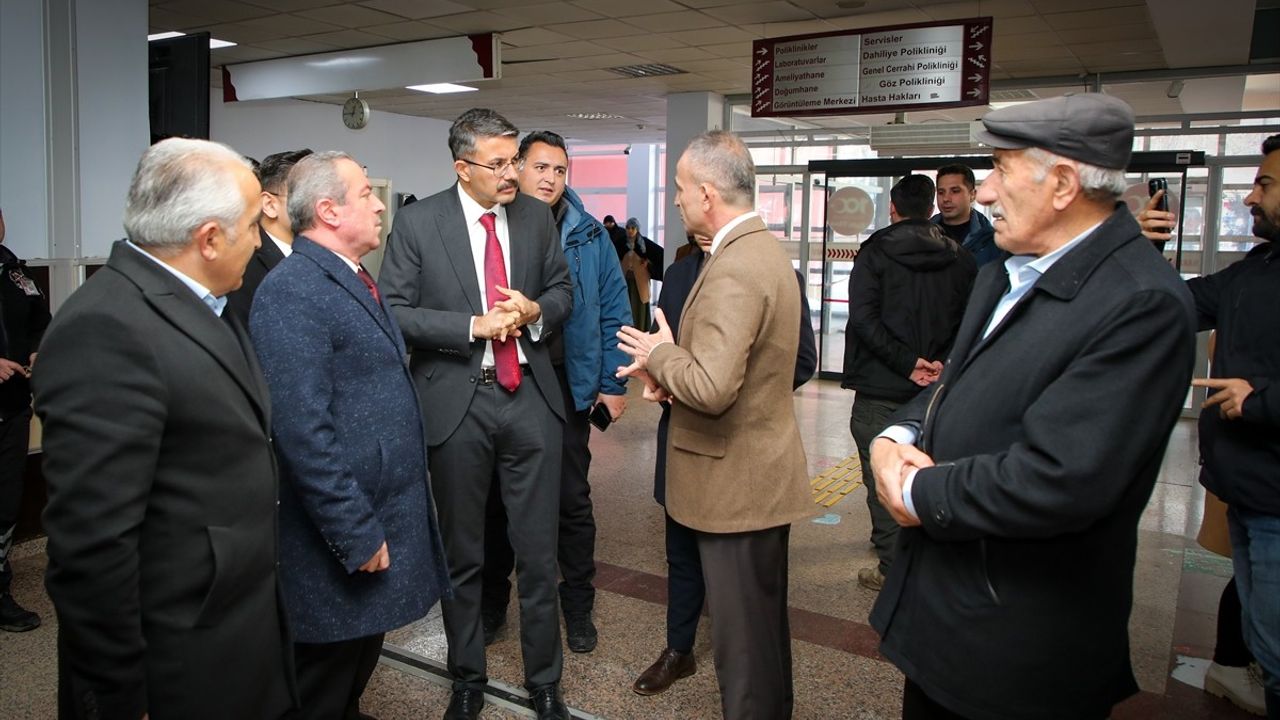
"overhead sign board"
223,33,499,102
752,18,993,118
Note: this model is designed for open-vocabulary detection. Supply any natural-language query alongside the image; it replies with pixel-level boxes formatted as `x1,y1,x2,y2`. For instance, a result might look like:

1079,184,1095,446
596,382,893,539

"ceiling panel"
355,0,475,19
157,0,1262,145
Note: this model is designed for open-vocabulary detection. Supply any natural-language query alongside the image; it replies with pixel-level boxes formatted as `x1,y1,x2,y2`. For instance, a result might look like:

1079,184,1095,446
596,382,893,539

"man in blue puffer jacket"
481,130,632,654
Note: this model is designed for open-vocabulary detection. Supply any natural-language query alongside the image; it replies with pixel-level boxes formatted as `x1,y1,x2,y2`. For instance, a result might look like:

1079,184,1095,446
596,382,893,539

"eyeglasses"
462,158,518,178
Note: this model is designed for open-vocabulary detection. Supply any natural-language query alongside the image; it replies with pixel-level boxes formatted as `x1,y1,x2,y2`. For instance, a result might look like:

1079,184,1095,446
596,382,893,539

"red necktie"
356,266,381,303
480,212,520,392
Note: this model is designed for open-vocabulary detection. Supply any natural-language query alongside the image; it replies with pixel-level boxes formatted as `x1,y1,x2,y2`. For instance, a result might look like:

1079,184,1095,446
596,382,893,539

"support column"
663,92,725,272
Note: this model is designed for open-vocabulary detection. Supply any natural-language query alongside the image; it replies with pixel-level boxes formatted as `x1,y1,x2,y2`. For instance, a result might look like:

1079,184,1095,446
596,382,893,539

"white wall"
210,92,457,200
76,0,149,259
0,0,50,261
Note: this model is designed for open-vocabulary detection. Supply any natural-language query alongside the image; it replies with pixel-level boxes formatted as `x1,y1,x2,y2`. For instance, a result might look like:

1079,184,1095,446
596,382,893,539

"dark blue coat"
250,236,450,644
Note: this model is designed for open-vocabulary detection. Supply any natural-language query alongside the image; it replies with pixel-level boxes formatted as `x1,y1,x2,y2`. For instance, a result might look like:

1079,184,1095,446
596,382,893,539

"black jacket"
840,219,975,402
1188,240,1280,515
869,207,1196,720
0,244,51,418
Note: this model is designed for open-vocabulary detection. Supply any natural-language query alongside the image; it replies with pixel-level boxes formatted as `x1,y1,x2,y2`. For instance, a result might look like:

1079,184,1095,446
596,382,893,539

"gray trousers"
697,523,793,720
850,394,903,575
430,378,564,690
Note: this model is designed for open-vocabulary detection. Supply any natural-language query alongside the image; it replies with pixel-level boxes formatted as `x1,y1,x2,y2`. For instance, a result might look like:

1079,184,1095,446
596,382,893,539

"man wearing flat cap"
867,93,1196,719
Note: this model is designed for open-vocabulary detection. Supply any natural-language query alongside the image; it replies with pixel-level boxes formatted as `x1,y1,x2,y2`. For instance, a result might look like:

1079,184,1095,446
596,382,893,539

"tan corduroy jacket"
648,215,814,533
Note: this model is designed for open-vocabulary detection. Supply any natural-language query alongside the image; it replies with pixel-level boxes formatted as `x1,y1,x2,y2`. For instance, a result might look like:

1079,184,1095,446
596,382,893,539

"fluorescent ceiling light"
406,83,478,94
147,31,236,49
988,100,1034,109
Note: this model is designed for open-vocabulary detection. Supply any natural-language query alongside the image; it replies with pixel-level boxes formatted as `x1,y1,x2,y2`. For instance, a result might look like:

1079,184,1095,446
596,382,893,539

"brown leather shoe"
632,648,696,696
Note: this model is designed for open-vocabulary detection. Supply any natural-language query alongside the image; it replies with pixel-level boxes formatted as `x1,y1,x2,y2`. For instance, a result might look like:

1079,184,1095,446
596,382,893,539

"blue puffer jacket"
559,186,632,411
932,209,1001,268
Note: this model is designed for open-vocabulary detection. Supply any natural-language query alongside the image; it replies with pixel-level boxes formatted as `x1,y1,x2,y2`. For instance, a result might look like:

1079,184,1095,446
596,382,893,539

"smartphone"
588,402,612,432
1148,178,1169,212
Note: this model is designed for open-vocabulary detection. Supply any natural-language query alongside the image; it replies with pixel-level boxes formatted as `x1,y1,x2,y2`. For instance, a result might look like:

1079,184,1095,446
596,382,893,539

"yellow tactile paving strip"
811,454,863,508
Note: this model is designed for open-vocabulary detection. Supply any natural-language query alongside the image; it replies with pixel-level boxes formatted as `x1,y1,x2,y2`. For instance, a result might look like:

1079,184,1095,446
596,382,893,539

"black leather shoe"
529,683,569,720
564,612,597,653
0,593,40,633
632,647,696,696
482,610,506,646
443,688,484,720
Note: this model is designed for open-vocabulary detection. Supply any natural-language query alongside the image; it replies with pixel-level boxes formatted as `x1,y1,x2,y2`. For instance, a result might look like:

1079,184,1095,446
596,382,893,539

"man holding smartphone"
480,130,631,654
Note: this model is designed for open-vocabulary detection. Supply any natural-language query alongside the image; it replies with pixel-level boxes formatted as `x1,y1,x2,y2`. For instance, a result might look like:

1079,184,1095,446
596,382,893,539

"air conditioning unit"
869,121,988,157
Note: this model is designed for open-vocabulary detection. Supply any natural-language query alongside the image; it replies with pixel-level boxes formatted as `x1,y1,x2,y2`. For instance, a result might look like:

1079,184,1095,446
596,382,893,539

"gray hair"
448,108,518,161
287,151,354,237
1025,147,1127,203
122,138,251,253
681,130,755,208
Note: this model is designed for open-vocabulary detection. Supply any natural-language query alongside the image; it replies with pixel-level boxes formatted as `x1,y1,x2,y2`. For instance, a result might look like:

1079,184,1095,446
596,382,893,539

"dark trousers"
850,394,903,575
697,523,793,720
431,379,563,689
665,512,704,653
292,633,384,720
0,407,33,595
482,365,597,617
1216,577,1254,666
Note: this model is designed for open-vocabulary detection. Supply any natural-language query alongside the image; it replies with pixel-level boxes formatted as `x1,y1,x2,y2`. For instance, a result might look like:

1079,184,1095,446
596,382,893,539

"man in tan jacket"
617,130,812,719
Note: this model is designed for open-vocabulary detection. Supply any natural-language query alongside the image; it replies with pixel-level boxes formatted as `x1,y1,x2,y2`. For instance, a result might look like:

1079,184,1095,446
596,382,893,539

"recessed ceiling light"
147,31,236,49
406,83,478,94
605,63,685,78
565,112,625,120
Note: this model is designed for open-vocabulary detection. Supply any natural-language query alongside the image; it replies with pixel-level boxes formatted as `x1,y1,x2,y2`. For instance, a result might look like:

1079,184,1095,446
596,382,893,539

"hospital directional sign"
752,18,993,118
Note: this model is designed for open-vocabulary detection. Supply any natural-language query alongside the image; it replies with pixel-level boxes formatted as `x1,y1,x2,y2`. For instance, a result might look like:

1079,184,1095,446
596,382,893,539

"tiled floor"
0,379,1259,718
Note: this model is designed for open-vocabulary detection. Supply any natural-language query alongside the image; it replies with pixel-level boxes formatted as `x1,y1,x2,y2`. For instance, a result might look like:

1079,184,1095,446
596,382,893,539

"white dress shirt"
708,211,760,256
266,230,292,258
456,184,537,366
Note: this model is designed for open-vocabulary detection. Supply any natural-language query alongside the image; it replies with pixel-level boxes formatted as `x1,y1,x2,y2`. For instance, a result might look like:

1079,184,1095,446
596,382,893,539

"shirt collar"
1002,219,1104,285
265,230,292,257
709,211,759,255
457,182,507,228
125,240,226,317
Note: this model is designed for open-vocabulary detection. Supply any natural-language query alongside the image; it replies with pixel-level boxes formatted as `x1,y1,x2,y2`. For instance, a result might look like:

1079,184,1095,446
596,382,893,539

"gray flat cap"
974,93,1135,170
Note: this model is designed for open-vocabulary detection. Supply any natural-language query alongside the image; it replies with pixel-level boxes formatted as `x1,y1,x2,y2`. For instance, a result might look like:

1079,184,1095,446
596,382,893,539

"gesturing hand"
1137,191,1176,242
474,306,523,342
1193,377,1254,420
616,307,675,377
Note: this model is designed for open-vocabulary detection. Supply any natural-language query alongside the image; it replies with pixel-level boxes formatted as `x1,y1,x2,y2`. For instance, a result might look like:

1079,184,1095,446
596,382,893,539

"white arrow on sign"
969,42,984,51
757,47,768,55
968,73,983,83
969,56,986,68
967,88,983,98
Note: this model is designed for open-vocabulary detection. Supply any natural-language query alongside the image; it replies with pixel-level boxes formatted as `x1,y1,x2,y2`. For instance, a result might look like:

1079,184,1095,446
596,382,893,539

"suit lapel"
678,216,765,341
108,242,270,425
951,265,1010,372
256,228,286,271
435,187,483,315
294,237,403,351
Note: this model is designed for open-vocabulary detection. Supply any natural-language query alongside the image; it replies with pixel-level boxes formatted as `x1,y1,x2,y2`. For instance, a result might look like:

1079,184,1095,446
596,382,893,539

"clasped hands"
910,357,943,387
474,285,540,342
868,437,932,528
615,308,674,403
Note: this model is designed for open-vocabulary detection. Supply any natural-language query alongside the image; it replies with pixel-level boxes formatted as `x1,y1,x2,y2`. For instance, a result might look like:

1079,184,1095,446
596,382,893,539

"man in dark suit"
631,238,817,698
617,131,813,720
379,108,573,720
225,148,311,326
34,138,294,720
868,95,1197,719
250,151,451,719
